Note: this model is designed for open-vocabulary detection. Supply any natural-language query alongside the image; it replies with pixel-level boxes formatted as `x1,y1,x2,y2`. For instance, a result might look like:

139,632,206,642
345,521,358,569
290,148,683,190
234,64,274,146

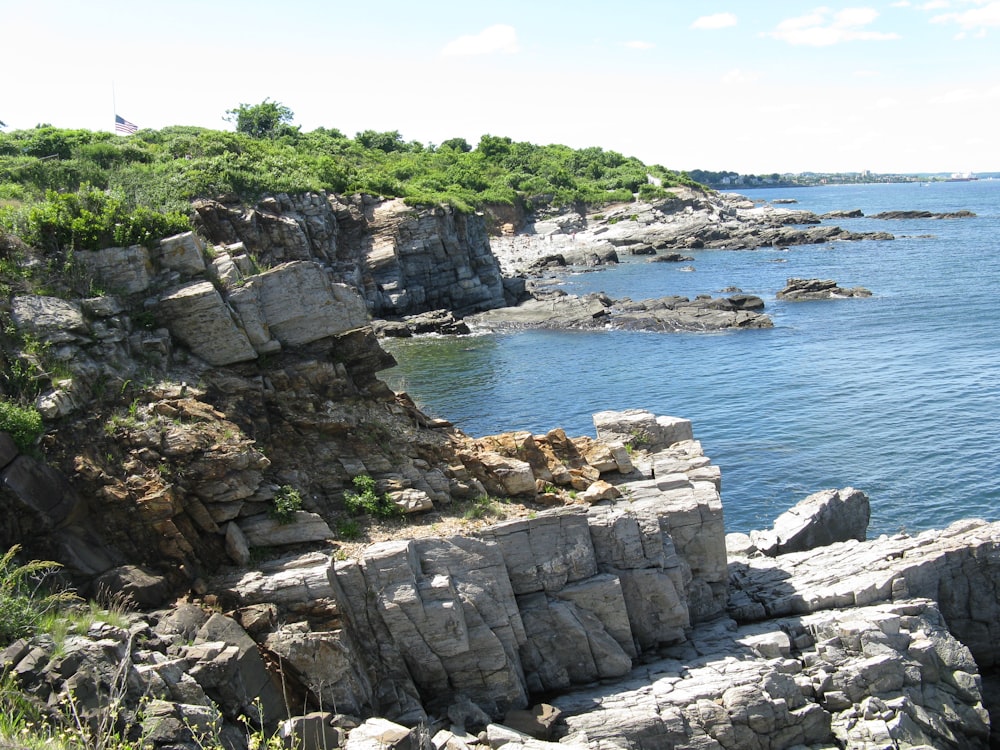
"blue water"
381,181,1000,535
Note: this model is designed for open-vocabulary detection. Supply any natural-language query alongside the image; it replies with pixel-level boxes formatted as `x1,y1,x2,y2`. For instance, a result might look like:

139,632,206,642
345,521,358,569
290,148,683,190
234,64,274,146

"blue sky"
3,1,997,174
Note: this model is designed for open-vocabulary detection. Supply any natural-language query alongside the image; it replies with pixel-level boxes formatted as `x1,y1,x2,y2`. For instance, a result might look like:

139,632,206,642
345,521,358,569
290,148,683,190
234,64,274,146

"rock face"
192,193,507,318
4,186,999,749
201,411,730,723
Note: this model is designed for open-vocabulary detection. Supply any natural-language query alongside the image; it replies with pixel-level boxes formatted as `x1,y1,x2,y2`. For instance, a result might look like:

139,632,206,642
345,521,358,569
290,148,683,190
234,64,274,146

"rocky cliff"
191,193,508,318
1,192,997,750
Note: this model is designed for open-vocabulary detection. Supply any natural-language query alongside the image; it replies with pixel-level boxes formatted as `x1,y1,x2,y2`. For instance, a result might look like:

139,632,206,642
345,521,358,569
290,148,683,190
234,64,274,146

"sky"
2,0,998,174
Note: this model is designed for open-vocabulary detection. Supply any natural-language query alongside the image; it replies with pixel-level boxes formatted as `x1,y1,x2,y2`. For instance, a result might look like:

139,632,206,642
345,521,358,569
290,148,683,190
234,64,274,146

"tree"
355,129,406,153
224,99,296,139
440,137,472,153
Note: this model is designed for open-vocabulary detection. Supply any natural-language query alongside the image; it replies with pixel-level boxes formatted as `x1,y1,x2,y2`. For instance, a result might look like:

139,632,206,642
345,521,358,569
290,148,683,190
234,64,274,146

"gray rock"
777,277,873,300
156,281,257,365
157,232,207,275
77,245,153,294
750,487,870,556
237,511,333,547
278,712,346,750
253,261,369,346
11,295,86,343
345,717,416,750
91,564,169,608
593,409,693,453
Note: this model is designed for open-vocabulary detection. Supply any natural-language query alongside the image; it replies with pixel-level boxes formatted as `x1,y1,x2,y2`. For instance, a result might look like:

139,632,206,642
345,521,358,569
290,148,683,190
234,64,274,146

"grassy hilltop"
0,100,699,254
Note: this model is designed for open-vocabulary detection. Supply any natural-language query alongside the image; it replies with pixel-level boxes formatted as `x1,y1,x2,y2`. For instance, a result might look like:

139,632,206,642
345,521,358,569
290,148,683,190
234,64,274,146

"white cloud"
722,68,760,84
929,84,1000,103
691,12,738,30
625,40,655,49
931,1,1000,32
766,7,901,45
920,0,951,9
441,24,519,57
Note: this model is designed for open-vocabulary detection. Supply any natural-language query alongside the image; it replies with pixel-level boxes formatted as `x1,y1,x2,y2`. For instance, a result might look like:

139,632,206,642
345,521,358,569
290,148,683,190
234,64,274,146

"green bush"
344,474,401,518
268,485,303,524
0,399,43,452
11,185,189,252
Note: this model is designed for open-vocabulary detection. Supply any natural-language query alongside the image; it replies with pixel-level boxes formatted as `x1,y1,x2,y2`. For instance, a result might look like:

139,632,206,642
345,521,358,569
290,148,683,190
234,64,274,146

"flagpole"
112,81,117,131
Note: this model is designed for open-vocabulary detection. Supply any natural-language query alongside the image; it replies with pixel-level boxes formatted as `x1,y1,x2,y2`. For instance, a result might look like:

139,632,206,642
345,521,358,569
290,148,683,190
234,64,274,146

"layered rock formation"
192,193,507,317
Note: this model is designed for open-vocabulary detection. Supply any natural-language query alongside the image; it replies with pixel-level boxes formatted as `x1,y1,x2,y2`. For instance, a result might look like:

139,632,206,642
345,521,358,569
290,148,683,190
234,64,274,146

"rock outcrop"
871,210,976,220
777,277,873,300
192,194,507,318
467,292,772,333
748,487,871,556
489,187,894,277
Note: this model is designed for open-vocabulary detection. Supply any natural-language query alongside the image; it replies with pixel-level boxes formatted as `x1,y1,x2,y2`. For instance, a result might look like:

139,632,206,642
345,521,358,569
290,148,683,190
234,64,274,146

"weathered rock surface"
750,487,871,556
466,292,772,333
553,599,989,750
192,193,507,318
728,519,1000,671
777,277,873,300
871,209,976,220
489,187,894,277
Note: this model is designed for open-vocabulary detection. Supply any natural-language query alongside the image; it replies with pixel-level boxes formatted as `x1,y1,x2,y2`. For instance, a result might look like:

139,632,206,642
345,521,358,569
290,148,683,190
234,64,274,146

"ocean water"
381,181,1000,535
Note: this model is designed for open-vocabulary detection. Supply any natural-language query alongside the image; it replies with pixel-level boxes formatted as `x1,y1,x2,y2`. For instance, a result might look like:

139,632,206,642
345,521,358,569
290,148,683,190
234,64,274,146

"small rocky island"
0,185,993,750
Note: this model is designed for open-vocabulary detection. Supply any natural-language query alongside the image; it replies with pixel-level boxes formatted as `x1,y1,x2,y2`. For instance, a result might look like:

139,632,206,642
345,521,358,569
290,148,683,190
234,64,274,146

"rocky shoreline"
0,185,991,749
3,411,997,749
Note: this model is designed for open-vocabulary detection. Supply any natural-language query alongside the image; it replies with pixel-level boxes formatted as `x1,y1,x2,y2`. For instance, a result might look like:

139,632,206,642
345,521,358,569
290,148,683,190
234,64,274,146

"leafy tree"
355,129,406,153
440,137,472,153
224,99,296,139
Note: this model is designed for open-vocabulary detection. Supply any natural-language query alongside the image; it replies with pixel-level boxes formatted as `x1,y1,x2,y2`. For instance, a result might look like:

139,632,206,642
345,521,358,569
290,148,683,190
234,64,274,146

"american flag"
115,114,137,135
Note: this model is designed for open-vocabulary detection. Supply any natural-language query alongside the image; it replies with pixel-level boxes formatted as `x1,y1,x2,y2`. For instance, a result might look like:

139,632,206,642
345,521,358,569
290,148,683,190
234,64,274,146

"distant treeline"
0,100,701,253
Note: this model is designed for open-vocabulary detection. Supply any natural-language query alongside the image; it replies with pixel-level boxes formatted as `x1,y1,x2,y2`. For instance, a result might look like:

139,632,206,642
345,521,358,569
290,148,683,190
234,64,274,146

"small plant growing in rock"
344,474,401,518
336,518,361,540
269,485,303,524
0,399,43,453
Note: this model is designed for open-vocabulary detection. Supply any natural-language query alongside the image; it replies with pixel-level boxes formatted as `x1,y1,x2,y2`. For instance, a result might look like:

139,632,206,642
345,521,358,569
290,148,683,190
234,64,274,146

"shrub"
0,545,77,647
0,399,43,452
344,474,401,518
268,485,303,524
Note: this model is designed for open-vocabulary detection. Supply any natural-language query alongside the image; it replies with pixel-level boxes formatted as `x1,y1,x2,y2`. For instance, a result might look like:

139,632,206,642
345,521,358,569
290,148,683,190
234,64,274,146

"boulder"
253,261,369,345
750,487,870,556
237,511,333,548
592,409,693,453
279,712,346,750
156,281,257,365
346,718,416,750
91,564,170,608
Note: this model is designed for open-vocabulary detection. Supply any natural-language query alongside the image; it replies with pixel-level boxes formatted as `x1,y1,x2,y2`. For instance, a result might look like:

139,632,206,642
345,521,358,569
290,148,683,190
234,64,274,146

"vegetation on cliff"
0,101,700,252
